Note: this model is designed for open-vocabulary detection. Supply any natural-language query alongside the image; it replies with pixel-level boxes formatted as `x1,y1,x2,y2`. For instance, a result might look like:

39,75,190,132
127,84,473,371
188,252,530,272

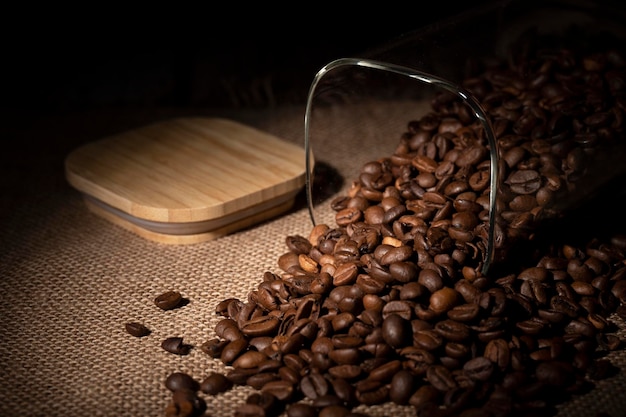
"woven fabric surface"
1,101,626,417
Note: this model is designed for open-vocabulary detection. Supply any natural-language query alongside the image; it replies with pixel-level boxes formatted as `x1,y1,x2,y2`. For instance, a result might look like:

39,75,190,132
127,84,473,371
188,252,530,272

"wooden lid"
64,117,307,243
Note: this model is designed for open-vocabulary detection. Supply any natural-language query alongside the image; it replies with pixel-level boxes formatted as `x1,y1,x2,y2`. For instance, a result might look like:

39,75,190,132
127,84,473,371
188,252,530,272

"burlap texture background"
1,101,625,417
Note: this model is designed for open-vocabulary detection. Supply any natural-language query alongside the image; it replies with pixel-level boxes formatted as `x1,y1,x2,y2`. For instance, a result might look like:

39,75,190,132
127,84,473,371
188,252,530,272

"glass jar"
304,0,626,275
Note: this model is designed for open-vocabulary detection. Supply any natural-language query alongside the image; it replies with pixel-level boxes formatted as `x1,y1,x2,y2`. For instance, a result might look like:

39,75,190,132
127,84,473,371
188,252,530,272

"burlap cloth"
1,101,625,417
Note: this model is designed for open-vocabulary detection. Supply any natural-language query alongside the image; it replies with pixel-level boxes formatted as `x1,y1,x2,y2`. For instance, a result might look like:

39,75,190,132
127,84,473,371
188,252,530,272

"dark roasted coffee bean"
220,338,248,364
328,364,361,380
261,380,294,401
286,235,313,254
155,290,183,310
368,359,402,382
161,337,192,355
300,371,329,399
382,300,414,320
200,338,229,358
426,364,457,391
328,348,360,365
215,318,245,341
215,297,239,317
200,372,233,395
246,373,280,390
463,356,494,382
125,322,151,337
382,313,412,348
226,368,258,386
233,350,269,369
447,303,480,322
434,319,471,342
287,403,317,417
328,376,357,404
535,361,575,386
389,369,415,405
165,372,200,392
240,315,281,337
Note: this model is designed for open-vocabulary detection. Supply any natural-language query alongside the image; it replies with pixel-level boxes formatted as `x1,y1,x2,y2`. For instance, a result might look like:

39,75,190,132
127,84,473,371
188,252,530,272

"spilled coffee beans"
160,32,626,417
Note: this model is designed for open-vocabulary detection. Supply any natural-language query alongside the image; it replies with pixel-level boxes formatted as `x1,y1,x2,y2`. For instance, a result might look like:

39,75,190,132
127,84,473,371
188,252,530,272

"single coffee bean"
154,290,183,310
261,380,294,401
300,371,329,399
426,365,457,391
232,350,269,369
220,338,249,365
161,337,191,355
240,315,281,337
125,322,151,337
200,372,233,395
382,313,412,348
199,338,229,358
165,372,199,392
463,356,494,382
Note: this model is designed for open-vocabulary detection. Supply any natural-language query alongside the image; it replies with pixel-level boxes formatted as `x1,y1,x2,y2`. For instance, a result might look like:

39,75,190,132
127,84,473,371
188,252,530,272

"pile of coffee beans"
161,34,626,417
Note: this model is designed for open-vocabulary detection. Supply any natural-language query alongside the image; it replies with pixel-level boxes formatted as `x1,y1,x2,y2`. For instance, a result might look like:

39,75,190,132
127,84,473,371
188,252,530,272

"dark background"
1,5,492,115
0,3,492,218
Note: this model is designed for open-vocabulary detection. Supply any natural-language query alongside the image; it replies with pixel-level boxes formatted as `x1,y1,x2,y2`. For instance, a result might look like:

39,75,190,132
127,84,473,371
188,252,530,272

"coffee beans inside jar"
162,33,626,417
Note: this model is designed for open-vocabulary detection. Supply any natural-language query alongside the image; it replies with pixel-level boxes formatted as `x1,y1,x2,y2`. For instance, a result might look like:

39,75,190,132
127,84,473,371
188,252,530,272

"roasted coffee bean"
220,338,248,364
382,313,412,348
286,235,313,254
155,290,183,310
233,350,269,369
215,297,239,317
246,373,280,390
429,287,461,314
382,300,414,320
161,337,192,355
434,319,471,342
368,359,402,382
262,380,295,401
125,322,151,337
328,364,362,380
426,365,457,391
240,315,281,337
300,371,329,399
447,303,480,322
165,372,200,392
199,338,229,358
215,318,245,341
287,403,317,417
463,357,494,382
200,372,232,395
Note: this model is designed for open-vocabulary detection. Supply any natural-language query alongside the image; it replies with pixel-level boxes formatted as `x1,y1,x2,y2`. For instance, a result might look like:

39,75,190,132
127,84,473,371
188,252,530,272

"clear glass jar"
304,0,626,275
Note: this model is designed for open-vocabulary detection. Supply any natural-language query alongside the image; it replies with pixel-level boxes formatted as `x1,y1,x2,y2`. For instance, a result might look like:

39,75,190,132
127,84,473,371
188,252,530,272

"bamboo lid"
65,117,307,244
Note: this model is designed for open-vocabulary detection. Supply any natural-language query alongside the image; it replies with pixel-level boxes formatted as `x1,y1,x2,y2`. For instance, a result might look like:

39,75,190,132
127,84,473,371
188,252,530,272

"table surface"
1,101,625,417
